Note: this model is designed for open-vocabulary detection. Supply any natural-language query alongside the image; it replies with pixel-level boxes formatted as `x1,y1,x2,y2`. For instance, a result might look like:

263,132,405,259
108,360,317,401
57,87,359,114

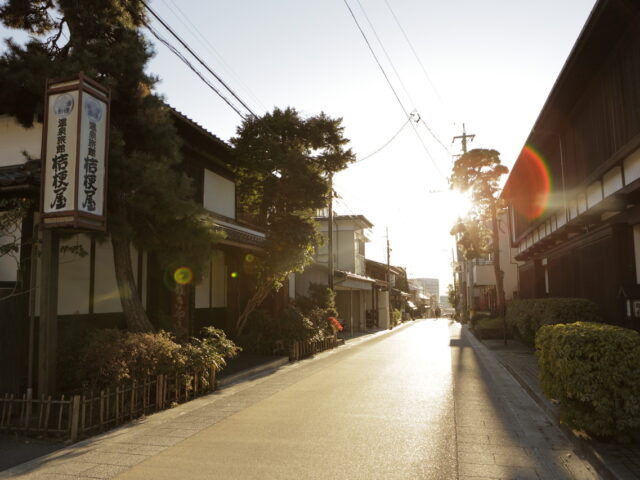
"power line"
354,0,416,109
383,0,451,118
140,0,257,118
161,0,268,113
354,118,411,163
342,0,445,179
143,21,248,119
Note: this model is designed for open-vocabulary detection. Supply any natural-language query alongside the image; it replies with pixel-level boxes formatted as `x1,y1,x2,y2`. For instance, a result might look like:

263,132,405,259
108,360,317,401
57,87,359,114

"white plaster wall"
587,181,603,209
624,148,640,185
203,170,235,218
0,116,41,167
0,214,21,282
57,234,91,315
603,167,623,197
195,258,210,309
93,238,122,313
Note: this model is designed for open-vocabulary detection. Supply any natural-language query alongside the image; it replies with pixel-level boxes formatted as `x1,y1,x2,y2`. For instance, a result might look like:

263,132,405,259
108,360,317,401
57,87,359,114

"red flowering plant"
328,316,343,334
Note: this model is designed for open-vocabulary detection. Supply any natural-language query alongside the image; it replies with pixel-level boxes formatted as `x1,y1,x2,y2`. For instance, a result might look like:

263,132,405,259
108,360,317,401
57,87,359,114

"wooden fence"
0,368,216,442
289,334,338,361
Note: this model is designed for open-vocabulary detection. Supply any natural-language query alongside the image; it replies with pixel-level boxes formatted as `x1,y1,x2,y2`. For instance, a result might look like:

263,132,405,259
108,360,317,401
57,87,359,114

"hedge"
506,298,600,347
536,322,640,439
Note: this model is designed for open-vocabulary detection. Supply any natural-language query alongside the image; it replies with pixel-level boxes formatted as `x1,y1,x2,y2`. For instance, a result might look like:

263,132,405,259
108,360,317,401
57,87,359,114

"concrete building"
293,215,389,332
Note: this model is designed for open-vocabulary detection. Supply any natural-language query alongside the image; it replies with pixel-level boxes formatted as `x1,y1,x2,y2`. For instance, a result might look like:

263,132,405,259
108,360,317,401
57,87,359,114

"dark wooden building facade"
502,0,640,327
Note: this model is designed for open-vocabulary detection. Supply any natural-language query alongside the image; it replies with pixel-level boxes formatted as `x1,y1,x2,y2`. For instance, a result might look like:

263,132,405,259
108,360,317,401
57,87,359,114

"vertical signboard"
41,73,110,230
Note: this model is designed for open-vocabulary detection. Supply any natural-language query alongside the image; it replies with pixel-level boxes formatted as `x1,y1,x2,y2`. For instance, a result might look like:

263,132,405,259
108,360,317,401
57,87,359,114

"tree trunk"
235,278,274,337
170,283,189,339
490,201,507,345
111,235,154,332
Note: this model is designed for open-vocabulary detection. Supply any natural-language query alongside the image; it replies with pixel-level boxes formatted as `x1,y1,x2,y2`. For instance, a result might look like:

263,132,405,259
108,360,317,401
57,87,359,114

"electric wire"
354,0,416,109
161,0,268,113
354,118,410,163
140,0,257,118
143,21,248,119
383,0,451,118
342,0,446,179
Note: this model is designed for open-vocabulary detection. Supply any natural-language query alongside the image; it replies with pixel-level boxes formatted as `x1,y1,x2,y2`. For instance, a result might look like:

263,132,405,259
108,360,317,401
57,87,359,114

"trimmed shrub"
61,327,239,392
473,316,511,340
536,322,640,439
390,309,401,328
240,306,317,355
507,298,600,347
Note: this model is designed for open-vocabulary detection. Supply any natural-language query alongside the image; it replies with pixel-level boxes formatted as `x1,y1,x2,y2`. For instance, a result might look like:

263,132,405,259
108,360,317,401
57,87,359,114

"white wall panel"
57,234,91,315
587,182,603,208
0,116,41,167
603,167,623,197
624,148,640,184
203,170,235,218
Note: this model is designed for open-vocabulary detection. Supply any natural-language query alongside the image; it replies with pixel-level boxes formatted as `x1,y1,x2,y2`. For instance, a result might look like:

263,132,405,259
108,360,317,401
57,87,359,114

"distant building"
439,295,451,309
412,278,439,300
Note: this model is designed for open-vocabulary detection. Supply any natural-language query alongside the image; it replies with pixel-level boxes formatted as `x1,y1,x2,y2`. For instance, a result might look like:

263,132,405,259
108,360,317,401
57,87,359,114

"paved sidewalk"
455,325,599,480
480,335,640,480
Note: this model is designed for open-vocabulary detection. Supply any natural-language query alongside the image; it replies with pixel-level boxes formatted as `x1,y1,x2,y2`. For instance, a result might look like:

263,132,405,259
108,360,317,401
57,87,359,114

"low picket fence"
0,368,216,442
289,334,339,361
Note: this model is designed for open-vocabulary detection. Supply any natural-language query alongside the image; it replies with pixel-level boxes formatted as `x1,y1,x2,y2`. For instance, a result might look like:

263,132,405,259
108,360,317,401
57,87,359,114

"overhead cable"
140,0,257,118
161,0,268,113
383,0,451,118
143,21,248,119
354,118,410,163
342,0,446,179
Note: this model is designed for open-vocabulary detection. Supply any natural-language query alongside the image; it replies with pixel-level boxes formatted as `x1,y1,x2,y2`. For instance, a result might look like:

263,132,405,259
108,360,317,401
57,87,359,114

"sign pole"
38,228,59,395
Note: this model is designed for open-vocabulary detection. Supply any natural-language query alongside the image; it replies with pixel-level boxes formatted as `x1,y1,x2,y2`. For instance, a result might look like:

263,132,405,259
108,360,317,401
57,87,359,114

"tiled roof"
0,161,40,189
217,223,265,248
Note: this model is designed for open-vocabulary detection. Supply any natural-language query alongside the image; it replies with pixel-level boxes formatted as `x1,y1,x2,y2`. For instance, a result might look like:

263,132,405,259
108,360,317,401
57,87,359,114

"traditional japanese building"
502,0,640,327
0,107,266,393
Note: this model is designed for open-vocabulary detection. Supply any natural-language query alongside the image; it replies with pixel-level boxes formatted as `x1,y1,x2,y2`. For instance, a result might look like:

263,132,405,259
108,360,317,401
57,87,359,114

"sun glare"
444,191,473,219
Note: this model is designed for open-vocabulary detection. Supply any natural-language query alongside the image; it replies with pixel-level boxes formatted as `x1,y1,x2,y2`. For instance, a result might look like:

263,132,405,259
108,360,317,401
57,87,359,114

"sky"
2,0,597,295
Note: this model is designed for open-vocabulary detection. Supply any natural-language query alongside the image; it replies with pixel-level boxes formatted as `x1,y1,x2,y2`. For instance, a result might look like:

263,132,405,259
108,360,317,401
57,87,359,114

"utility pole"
452,124,475,323
328,173,334,291
386,227,391,307
452,123,475,156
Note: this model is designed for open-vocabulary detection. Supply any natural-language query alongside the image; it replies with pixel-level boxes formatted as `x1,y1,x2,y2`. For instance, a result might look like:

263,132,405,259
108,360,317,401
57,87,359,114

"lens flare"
230,271,239,279
514,145,552,220
245,254,255,263
173,267,193,285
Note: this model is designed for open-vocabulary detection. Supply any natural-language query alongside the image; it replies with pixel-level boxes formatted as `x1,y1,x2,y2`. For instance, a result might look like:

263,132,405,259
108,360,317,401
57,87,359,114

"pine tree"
231,107,354,337
0,0,221,332
450,148,509,339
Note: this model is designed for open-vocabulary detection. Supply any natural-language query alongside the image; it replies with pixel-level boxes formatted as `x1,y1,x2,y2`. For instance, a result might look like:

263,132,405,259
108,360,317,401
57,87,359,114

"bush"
507,298,600,347
295,283,340,337
390,309,401,328
240,306,317,355
62,327,239,392
473,317,510,340
536,322,640,439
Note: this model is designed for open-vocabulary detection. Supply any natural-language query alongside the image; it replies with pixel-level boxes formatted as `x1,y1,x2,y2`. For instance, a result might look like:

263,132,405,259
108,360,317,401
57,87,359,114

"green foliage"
473,316,510,340
0,198,31,260
450,216,490,260
231,107,355,334
536,322,640,439
295,283,339,336
60,327,239,392
506,298,601,347
447,284,458,312
240,306,317,355
390,309,402,328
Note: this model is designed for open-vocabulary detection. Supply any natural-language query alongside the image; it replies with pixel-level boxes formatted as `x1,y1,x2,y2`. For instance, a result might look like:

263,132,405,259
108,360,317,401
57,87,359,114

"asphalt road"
2,319,599,479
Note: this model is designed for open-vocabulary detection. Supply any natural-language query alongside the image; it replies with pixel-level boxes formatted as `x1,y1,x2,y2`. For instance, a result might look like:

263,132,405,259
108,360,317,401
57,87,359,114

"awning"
407,300,417,309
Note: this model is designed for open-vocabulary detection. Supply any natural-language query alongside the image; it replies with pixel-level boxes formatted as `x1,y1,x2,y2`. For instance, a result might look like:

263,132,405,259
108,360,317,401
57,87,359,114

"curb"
216,357,290,388
463,327,623,480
